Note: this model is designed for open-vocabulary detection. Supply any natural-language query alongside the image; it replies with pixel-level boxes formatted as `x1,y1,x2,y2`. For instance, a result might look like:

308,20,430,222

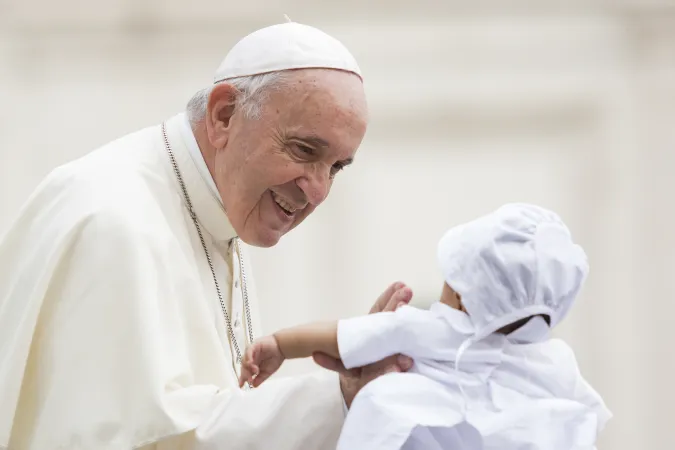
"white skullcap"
213,21,362,83
437,203,589,343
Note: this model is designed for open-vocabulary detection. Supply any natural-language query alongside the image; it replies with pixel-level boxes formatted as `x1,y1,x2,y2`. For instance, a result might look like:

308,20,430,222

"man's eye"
297,145,315,155
330,163,345,177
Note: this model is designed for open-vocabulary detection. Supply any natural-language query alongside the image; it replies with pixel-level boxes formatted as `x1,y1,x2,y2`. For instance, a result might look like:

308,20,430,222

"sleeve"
192,371,344,450
337,311,401,369
337,306,442,369
0,171,345,450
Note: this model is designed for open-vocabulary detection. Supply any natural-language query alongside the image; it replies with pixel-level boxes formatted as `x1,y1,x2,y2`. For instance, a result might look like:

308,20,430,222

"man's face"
206,69,368,247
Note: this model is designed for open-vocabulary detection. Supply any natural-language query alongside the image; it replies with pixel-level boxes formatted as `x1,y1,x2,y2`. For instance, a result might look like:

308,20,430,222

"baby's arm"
275,308,428,368
274,320,340,360
241,308,428,387
239,321,340,388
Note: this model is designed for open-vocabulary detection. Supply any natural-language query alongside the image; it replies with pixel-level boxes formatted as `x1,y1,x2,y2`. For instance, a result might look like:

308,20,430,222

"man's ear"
205,82,239,148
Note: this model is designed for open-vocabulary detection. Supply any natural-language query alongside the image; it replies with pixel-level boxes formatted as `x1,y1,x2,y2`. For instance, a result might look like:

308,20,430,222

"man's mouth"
272,191,298,216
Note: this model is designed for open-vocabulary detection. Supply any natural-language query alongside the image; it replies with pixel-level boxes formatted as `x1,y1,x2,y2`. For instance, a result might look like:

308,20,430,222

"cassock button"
234,279,240,288
234,317,241,328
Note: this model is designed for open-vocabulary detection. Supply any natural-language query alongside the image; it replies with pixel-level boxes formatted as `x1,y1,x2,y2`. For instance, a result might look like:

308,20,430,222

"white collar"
177,112,222,205
162,113,237,243
429,301,474,334
429,301,550,345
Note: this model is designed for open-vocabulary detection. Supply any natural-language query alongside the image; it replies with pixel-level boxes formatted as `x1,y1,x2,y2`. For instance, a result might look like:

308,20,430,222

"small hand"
238,335,285,388
312,282,414,408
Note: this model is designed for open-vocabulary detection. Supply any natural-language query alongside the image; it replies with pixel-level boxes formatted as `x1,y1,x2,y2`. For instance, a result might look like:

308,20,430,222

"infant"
239,203,611,450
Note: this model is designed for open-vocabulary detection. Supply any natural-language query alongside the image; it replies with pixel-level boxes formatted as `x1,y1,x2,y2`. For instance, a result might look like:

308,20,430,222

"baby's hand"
238,335,285,388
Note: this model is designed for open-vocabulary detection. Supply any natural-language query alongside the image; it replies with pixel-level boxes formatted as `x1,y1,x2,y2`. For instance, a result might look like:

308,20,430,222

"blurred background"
2,0,673,448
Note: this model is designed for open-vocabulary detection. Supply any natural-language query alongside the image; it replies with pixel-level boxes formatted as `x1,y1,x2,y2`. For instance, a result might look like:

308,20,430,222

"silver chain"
161,122,254,364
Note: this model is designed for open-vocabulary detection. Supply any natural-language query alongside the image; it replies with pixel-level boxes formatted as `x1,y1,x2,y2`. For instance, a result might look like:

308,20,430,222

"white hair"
186,71,289,124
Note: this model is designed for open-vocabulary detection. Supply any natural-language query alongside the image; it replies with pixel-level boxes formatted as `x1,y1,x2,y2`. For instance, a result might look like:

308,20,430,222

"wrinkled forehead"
280,70,367,119
269,70,368,154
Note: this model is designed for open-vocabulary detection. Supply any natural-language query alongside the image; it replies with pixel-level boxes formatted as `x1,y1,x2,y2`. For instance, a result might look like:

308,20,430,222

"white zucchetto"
213,21,362,82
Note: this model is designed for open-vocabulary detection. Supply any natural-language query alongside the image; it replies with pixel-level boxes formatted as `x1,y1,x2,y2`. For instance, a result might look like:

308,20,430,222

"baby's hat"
437,203,588,343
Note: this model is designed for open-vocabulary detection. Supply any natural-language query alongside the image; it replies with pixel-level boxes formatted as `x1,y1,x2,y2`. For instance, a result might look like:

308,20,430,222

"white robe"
0,113,344,449
336,302,612,450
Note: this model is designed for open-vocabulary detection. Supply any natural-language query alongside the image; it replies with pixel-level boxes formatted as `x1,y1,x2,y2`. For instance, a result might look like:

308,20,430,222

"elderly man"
0,21,413,449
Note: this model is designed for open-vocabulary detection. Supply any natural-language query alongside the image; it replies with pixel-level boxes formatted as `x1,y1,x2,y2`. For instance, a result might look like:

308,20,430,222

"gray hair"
186,71,289,125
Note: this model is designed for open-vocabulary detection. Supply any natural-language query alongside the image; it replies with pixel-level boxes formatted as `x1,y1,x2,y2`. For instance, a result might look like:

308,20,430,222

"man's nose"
296,167,331,206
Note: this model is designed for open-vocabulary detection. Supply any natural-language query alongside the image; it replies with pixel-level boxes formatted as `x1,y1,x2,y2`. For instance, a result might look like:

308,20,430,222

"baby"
239,203,612,449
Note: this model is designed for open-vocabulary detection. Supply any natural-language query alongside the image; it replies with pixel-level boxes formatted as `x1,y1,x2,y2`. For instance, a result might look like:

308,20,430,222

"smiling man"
191,65,365,248
0,21,413,450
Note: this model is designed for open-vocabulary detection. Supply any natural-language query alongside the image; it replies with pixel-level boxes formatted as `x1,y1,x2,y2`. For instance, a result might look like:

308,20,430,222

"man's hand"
312,282,414,408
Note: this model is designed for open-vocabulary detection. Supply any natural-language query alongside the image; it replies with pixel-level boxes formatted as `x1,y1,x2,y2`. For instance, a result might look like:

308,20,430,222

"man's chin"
240,215,307,247
239,226,285,248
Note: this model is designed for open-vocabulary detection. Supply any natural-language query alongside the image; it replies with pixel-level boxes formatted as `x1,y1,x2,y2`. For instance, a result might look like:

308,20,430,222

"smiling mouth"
272,191,297,216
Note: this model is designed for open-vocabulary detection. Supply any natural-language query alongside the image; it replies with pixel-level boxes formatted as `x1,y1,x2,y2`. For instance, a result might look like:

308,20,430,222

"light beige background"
2,1,673,449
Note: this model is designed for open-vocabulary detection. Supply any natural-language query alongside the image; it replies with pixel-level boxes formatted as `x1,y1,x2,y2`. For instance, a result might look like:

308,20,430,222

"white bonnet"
437,203,589,342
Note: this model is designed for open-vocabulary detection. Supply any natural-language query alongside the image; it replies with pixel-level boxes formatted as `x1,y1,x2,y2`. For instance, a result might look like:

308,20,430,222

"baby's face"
440,283,466,312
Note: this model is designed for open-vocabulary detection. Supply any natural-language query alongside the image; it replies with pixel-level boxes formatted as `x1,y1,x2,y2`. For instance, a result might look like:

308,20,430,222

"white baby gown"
336,303,610,450
336,204,612,450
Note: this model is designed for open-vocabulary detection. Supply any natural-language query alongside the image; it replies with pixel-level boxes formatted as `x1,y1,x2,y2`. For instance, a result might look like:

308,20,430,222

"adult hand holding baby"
313,282,414,408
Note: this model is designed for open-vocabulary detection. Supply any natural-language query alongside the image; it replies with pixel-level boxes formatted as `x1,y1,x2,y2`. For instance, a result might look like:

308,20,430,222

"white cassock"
0,112,344,449
335,302,613,450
